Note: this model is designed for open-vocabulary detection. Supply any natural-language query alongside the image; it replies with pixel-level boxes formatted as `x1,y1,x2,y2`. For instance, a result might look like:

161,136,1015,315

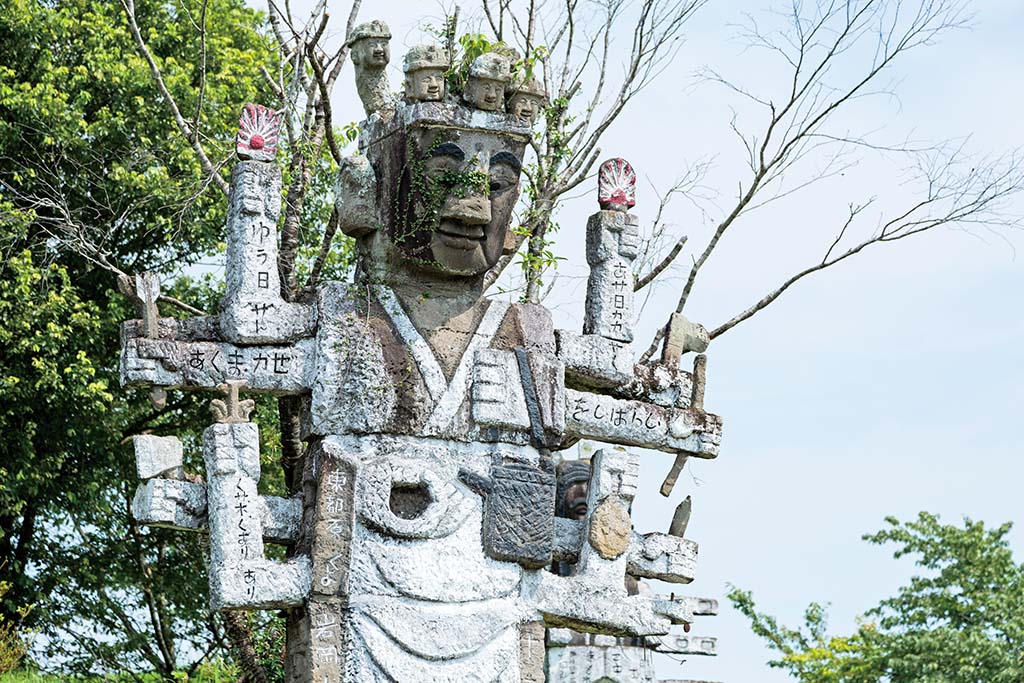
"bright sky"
274,1,1024,679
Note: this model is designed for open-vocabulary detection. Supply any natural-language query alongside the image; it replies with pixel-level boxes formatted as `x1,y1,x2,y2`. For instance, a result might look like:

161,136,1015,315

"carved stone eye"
389,481,432,519
359,460,470,539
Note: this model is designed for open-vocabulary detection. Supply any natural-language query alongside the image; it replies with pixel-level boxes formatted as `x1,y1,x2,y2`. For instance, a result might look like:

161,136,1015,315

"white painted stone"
203,422,310,609
133,434,183,480
649,633,718,656
556,330,633,389
546,643,657,683
132,476,300,545
472,349,531,430
132,479,206,531
309,284,395,436
583,211,640,342
618,362,695,409
121,337,316,394
565,389,722,458
219,161,317,344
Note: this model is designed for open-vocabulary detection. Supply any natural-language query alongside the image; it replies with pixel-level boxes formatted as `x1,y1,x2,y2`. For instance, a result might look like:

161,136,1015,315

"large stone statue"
120,34,723,683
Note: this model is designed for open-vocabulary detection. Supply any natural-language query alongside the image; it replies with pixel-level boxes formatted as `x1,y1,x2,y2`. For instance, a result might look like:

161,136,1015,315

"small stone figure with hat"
462,52,511,112
507,75,547,126
403,44,449,102
348,19,392,116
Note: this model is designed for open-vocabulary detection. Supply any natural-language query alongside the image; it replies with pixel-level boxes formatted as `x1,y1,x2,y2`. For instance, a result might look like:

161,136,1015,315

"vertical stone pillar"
583,210,640,342
203,421,310,610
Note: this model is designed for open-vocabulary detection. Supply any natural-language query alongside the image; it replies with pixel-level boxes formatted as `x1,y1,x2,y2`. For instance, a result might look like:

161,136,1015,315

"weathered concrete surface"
133,434,183,480
564,389,723,458
556,330,634,389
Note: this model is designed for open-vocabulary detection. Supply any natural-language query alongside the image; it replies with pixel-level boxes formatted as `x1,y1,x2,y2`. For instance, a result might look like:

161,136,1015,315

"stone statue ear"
335,154,379,237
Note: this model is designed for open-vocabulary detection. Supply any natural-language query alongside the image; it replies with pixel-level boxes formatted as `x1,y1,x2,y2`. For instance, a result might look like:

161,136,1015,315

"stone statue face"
463,77,505,112
407,69,446,102
508,93,544,126
352,37,390,68
563,482,589,521
391,126,524,277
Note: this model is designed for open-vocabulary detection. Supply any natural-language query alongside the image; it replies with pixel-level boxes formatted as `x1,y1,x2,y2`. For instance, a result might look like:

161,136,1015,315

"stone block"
120,336,316,394
309,285,395,436
131,479,206,531
649,633,718,656
472,349,529,430
133,434,183,480
583,211,639,343
482,462,555,569
565,389,722,458
617,362,694,408
556,330,633,389
626,532,699,584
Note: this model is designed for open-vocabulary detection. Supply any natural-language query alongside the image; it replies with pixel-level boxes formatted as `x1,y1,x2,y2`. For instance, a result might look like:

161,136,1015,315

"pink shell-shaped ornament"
236,104,281,161
598,158,637,210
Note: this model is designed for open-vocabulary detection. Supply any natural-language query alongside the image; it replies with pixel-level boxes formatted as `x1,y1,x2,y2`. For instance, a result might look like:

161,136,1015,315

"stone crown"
404,44,449,73
348,19,391,44
469,52,512,82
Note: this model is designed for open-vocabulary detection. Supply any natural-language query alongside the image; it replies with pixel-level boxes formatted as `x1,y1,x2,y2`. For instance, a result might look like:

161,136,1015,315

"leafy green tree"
731,513,1024,682
0,0,291,675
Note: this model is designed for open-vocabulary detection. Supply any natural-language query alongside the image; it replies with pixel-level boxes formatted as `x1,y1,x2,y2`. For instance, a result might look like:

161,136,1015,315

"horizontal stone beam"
553,518,698,585
650,634,718,657
131,478,301,544
564,389,722,458
120,333,315,395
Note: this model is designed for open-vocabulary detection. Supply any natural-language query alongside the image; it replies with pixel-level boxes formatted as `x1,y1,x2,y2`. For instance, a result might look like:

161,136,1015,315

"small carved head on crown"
598,158,637,211
463,52,512,113
348,20,391,68
403,44,449,103
506,76,546,126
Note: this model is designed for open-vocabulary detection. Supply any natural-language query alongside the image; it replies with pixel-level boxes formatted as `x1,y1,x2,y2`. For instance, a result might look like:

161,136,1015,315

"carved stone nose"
441,195,491,226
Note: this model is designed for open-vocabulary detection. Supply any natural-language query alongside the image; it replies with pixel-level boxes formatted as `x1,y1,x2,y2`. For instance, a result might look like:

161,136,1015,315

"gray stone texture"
220,162,316,344
583,211,640,342
308,284,396,437
203,422,310,609
121,336,316,395
133,434,183,480
565,389,723,458
556,330,634,389
482,462,556,569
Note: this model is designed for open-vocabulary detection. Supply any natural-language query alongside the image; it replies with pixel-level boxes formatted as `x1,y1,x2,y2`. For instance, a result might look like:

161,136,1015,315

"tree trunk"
223,611,269,683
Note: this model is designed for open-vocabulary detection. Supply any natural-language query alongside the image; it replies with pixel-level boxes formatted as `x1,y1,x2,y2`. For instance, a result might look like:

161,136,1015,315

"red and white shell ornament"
598,158,637,210
236,104,282,162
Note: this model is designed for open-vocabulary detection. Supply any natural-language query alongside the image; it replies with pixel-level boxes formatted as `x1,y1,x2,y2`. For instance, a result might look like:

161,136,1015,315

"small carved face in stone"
407,69,446,102
393,126,524,276
507,92,544,125
463,77,505,112
563,482,589,521
352,37,390,69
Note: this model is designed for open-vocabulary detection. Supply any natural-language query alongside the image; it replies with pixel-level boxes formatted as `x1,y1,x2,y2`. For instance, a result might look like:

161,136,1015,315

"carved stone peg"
210,379,255,424
668,495,692,538
117,271,166,407
482,461,556,569
660,312,710,368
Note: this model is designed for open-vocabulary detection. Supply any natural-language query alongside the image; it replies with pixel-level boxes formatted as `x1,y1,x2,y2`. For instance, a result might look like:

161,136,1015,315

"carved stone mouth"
437,223,485,247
